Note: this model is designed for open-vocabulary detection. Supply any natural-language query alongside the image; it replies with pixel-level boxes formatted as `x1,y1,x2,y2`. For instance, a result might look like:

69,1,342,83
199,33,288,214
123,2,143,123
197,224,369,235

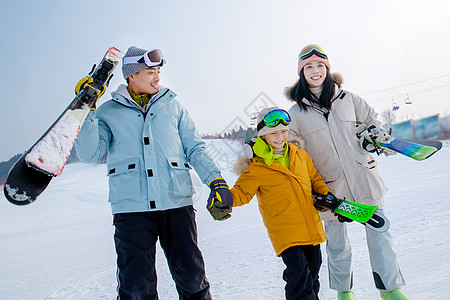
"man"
75,46,233,299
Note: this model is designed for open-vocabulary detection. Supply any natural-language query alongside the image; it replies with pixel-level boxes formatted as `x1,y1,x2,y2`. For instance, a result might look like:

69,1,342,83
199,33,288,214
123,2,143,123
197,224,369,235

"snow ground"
1,139,449,300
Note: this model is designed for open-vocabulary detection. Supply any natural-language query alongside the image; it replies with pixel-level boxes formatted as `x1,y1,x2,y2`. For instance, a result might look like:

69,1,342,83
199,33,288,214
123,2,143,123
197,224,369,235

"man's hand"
75,76,106,109
207,178,233,221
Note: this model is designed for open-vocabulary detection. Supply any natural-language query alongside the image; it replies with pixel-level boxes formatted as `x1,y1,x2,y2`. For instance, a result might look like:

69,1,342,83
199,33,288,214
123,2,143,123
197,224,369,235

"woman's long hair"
287,68,335,111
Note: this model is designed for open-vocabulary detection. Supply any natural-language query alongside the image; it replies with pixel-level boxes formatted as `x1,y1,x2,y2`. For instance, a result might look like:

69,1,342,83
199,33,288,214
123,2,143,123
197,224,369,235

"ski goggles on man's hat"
298,44,328,61
257,109,291,131
123,49,166,67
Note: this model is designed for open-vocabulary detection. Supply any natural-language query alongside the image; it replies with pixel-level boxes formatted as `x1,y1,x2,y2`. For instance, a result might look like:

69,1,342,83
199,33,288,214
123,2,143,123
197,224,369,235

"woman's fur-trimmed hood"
330,72,344,87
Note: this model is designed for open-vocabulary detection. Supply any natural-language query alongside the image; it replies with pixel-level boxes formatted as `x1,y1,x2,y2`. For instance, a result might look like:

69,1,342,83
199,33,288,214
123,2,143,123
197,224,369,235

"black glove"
75,76,106,109
313,192,340,211
207,178,234,221
356,124,395,156
313,192,354,223
336,214,354,223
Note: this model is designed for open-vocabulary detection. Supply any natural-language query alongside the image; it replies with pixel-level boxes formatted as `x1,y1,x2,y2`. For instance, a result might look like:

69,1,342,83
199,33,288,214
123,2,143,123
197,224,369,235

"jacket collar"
252,143,294,174
252,137,288,166
111,84,175,111
301,83,343,111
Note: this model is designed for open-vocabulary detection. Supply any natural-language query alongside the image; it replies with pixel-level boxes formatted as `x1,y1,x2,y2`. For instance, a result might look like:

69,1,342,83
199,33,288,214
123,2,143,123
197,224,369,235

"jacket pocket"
335,102,357,122
166,157,194,197
355,156,378,169
107,158,141,202
265,196,291,218
297,117,327,136
354,156,386,200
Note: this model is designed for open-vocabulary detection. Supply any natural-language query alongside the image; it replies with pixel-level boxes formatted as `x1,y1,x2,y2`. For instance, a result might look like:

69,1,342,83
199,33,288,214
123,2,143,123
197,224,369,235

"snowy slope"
1,139,449,300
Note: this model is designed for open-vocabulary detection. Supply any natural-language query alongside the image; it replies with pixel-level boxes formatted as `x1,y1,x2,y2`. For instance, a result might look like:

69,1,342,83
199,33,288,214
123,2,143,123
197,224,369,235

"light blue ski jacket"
75,84,221,214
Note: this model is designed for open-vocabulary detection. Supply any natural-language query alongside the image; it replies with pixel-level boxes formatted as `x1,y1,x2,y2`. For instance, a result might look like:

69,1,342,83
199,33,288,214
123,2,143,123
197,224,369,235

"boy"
230,107,337,299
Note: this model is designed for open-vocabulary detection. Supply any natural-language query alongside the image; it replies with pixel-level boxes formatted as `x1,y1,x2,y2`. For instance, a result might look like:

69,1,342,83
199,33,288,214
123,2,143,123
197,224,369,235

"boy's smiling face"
262,129,289,149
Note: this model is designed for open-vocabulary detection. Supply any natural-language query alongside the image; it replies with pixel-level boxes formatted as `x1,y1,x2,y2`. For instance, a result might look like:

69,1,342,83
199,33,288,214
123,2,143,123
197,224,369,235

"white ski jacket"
288,88,387,220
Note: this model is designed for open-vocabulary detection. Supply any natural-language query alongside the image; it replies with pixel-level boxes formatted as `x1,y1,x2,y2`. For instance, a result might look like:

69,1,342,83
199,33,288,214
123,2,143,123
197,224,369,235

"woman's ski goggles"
298,44,328,61
257,109,291,131
123,49,166,67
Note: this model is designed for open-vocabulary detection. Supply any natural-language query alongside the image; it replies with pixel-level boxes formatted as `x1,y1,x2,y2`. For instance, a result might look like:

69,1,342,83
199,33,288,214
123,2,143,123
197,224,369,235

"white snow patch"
25,107,89,176
4,184,29,201
1,139,450,299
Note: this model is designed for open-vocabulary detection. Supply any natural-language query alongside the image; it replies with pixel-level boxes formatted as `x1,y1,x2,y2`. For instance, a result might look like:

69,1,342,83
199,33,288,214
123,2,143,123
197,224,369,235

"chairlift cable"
361,73,450,96
367,83,450,104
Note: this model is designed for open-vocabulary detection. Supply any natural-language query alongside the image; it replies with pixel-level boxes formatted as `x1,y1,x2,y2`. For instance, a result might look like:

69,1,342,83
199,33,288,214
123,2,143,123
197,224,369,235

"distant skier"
286,44,409,300
75,46,233,299
229,107,341,299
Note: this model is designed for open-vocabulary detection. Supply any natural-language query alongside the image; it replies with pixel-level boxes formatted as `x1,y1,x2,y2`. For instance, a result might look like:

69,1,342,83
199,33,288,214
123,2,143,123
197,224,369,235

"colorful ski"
375,138,440,161
403,139,443,150
357,124,442,161
364,211,390,233
4,47,123,205
314,193,389,232
333,199,378,223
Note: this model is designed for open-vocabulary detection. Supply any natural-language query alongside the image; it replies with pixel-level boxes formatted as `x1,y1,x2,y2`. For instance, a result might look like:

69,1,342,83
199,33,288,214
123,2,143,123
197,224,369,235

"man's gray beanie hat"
122,46,165,79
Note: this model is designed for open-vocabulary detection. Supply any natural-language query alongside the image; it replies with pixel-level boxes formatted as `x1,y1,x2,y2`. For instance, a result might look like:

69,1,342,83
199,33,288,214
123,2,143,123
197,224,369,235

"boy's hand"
313,192,354,223
207,199,232,220
207,178,233,221
313,192,340,211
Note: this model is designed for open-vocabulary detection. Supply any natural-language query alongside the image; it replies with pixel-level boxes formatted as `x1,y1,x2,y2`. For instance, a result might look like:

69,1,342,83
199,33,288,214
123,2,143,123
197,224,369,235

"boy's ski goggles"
298,44,328,61
123,49,166,67
257,109,291,131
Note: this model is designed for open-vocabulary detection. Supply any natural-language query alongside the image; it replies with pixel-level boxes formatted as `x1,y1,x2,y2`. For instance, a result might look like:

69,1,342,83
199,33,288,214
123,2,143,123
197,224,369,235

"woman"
286,44,410,300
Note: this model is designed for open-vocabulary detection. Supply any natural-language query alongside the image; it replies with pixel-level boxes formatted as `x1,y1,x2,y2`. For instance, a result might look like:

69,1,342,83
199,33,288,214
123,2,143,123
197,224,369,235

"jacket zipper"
304,90,355,200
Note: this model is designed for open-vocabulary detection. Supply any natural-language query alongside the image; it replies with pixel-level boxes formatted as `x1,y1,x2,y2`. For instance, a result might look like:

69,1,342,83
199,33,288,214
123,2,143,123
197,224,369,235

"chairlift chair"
404,93,413,104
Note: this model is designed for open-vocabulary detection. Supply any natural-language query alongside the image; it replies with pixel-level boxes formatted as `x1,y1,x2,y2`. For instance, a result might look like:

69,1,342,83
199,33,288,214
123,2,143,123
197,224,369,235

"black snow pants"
280,244,322,300
113,205,212,300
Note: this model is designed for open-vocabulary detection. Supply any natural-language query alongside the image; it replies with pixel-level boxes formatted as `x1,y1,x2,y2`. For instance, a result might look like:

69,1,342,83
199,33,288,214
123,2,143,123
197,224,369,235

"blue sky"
1,0,450,161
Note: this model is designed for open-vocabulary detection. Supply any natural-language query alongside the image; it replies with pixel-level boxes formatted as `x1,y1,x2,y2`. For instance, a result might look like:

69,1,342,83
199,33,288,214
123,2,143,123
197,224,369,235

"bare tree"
400,112,414,121
380,108,397,126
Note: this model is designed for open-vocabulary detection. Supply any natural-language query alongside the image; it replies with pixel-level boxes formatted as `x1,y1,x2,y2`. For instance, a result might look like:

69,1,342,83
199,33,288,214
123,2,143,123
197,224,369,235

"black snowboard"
3,47,123,205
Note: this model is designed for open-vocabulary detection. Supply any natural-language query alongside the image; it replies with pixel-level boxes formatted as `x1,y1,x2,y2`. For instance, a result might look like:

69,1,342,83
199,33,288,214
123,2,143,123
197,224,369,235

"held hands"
207,178,234,221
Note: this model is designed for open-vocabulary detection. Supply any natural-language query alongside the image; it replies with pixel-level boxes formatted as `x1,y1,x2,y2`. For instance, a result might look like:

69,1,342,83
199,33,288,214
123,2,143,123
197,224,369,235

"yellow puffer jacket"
230,143,330,256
